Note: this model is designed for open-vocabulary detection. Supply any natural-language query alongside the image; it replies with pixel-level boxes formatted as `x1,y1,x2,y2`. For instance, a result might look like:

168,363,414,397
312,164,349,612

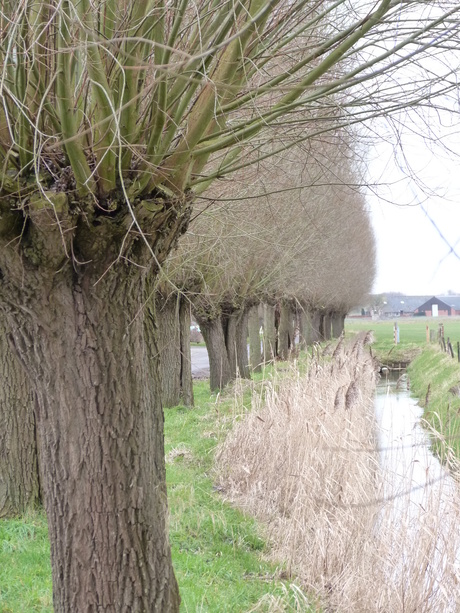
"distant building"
380,295,431,317
348,294,460,319
414,296,460,317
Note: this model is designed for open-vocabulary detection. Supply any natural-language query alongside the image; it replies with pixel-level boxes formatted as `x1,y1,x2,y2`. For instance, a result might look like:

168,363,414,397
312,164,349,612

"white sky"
366,113,460,297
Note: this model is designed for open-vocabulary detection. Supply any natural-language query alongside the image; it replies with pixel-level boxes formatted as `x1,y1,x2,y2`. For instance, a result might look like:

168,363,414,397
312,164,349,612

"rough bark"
248,305,262,373
3,269,180,612
0,323,41,517
323,312,332,340
234,309,249,379
278,303,295,360
155,294,194,408
310,310,323,343
225,313,238,380
263,304,276,362
224,309,249,380
179,299,194,407
331,312,346,338
200,317,233,391
0,188,191,612
298,309,311,350
156,295,182,408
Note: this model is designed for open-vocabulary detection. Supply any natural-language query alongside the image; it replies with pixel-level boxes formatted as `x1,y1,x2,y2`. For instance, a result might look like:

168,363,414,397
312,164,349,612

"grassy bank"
408,347,460,459
0,378,306,613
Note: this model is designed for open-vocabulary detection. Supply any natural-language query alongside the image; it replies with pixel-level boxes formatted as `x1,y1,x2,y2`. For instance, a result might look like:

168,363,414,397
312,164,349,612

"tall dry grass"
216,333,460,612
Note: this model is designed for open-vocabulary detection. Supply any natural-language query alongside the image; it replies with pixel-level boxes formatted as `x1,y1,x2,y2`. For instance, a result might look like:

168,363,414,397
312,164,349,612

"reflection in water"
374,373,460,610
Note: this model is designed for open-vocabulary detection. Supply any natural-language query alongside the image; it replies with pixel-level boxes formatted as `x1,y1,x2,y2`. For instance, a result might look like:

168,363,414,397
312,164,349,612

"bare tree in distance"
0,1,459,610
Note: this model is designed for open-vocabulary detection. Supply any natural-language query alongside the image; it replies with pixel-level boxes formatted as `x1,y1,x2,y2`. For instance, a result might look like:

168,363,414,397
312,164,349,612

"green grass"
0,513,52,612
346,317,460,365
407,347,460,459
0,377,305,613
166,379,304,612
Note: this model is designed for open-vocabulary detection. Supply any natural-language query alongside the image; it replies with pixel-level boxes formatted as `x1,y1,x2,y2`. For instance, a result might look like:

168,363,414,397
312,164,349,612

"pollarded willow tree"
1,0,460,610
260,131,377,346
171,190,280,390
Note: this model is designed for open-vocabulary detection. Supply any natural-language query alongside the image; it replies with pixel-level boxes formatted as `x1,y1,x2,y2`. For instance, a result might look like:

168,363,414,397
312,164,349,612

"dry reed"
216,333,460,612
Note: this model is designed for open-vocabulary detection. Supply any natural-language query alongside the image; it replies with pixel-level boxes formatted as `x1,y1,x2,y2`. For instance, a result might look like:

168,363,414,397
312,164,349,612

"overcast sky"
365,112,460,297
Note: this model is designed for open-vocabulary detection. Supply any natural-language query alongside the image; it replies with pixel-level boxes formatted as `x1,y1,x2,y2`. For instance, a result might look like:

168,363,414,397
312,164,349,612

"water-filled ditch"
374,371,460,609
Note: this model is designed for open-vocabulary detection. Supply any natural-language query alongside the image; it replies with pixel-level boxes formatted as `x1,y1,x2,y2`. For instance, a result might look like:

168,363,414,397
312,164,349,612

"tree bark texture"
248,305,262,373
225,313,238,380
156,295,182,408
278,303,295,360
226,309,249,380
331,312,346,338
200,316,233,391
263,304,276,362
4,271,180,612
0,323,41,517
198,308,249,391
155,294,194,408
179,299,194,407
298,309,311,350
310,310,323,343
323,312,332,340
0,189,191,612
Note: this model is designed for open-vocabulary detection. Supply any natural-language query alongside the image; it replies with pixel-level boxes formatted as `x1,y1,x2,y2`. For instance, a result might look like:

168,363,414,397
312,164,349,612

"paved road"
190,345,209,378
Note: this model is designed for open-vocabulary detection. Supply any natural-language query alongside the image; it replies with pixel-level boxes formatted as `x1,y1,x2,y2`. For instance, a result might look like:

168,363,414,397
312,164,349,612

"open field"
346,317,460,365
346,316,460,345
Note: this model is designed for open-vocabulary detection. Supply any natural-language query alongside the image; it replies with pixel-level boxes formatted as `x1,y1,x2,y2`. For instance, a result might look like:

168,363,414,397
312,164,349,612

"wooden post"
394,322,399,344
426,324,429,343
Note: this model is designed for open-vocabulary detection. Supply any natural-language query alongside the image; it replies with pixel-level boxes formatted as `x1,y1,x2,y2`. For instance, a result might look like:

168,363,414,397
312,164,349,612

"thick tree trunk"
331,312,346,338
278,303,295,360
200,317,233,391
5,271,180,612
156,295,182,408
310,310,323,343
323,312,332,340
224,309,249,380
155,294,194,408
263,304,276,362
225,313,238,379
0,323,41,517
298,309,311,350
0,177,191,612
179,299,194,407
235,309,249,379
248,305,261,373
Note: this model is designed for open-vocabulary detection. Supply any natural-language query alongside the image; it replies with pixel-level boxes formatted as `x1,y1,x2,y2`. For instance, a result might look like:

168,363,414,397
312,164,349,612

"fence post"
426,324,430,343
